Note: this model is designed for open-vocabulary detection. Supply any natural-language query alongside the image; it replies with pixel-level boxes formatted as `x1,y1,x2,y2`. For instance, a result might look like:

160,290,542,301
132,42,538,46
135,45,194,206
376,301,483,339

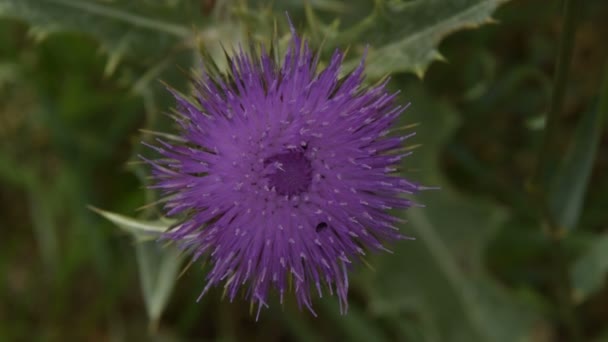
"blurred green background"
1,0,607,341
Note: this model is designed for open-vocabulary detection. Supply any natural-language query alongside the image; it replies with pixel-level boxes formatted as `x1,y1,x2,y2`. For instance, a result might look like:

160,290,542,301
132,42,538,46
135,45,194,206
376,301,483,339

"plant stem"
531,0,582,340
550,233,582,342
532,0,578,193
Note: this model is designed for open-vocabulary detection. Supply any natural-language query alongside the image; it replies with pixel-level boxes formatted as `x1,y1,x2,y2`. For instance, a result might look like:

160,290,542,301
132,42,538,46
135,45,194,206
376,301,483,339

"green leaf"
0,0,192,59
358,85,538,342
548,62,608,231
90,207,174,240
341,0,510,78
135,240,183,328
571,233,608,303
92,207,182,325
0,0,512,85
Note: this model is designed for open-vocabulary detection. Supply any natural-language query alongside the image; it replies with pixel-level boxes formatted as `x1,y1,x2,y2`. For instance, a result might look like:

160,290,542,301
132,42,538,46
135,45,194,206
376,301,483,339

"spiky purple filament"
144,24,420,319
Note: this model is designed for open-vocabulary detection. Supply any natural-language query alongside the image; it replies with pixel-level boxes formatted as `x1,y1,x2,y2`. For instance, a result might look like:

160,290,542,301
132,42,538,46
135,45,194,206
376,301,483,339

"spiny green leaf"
341,0,510,78
0,0,204,81
0,0,192,55
548,62,607,231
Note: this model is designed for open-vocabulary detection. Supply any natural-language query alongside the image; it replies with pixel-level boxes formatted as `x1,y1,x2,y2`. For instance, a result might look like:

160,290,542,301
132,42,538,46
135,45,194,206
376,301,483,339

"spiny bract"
144,23,421,319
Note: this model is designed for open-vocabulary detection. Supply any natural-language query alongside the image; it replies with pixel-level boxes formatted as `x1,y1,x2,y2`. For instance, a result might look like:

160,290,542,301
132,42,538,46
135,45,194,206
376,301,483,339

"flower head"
145,23,420,318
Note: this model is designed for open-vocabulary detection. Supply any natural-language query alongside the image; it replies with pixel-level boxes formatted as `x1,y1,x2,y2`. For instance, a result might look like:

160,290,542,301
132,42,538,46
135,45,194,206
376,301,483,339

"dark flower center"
264,151,313,196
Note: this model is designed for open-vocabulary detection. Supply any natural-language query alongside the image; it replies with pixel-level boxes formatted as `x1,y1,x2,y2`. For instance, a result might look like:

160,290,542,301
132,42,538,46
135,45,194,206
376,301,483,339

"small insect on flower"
315,222,328,233
143,18,422,319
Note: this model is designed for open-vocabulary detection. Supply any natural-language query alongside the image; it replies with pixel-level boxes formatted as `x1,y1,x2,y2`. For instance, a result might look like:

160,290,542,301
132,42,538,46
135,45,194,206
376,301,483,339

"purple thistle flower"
144,23,421,318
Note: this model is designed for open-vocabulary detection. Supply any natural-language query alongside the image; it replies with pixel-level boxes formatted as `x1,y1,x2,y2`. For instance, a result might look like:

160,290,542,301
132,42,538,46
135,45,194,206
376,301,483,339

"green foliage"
91,208,182,323
359,86,536,342
568,64,608,303
91,207,175,241
0,0,192,67
571,233,608,303
1,0,607,341
340,0,509,78
548,63,608,231
0,0,508,79
135,240,183,327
